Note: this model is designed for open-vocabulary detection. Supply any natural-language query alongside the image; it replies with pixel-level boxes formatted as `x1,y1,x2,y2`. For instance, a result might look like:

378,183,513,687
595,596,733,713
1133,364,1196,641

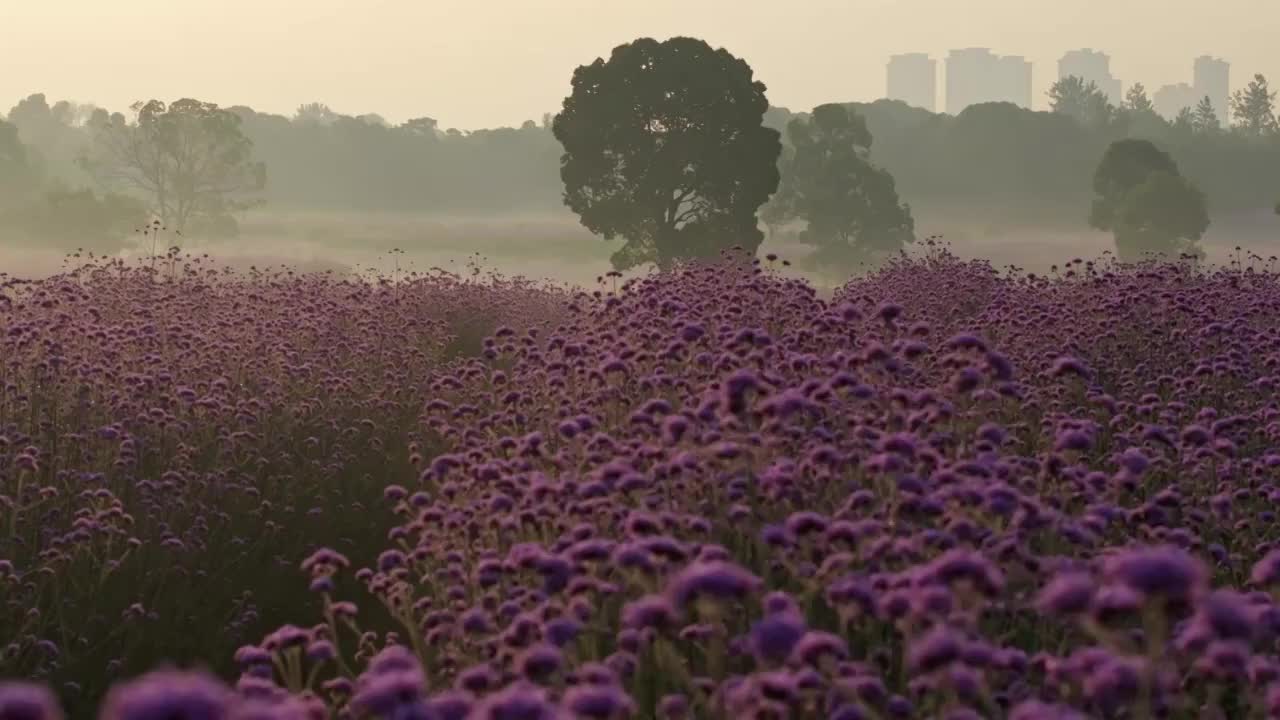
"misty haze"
2,2,1280,719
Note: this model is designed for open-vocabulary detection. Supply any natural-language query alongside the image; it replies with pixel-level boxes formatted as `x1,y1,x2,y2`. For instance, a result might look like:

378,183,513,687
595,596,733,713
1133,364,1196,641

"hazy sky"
4,0,1276,129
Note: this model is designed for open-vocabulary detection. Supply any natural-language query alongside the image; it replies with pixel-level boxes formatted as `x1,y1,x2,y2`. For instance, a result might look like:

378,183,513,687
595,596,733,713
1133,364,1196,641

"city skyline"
886,53,938,112
3,0,1276,130
885,47,1240,118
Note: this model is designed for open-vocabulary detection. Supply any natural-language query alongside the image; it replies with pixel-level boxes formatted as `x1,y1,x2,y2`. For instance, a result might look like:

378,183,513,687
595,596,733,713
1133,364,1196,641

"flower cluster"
8,245,1280,719
0,254,565,713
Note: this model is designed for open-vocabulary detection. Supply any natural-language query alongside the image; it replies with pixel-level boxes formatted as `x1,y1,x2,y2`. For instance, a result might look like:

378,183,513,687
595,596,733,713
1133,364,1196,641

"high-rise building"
1058,49,1122,104
886,53,937,111
1193,56,1230,122
1153,83,1200,119
997,55,1034,109
945,48,1034,114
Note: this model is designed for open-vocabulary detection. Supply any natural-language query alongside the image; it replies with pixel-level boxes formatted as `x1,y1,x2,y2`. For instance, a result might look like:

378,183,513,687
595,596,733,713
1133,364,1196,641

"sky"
3,0,1276,130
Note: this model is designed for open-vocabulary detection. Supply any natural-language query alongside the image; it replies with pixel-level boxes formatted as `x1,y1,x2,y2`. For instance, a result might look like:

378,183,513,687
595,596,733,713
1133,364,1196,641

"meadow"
5,240,1280,719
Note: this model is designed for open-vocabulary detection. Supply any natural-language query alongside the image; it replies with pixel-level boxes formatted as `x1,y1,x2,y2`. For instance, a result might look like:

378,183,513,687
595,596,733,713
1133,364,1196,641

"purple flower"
470,684,560,720
351,669,426,717
428,691,474,720
1199,590,1256,640
300,548,350,575
789,631,848,666
1082,656,1143,708
925,550,1004,596
749,612,806,666
761,592,800,616
233,646,272,667
99,671,232,720
665,561,761,608
1116,448,1150,476
876,302,903,323
0,683,62,720
457,664,498,694
544,618,583,647
518,643,564,681
376,550,407,573
1050,356,1091,379
656,695,688,720
906,625,963,674
304,640,335,663
621,595,679,631
1251,549,1280,586
1102,546,1206,604
1036,572,1096,615
366,645,421,675
560,684,634,718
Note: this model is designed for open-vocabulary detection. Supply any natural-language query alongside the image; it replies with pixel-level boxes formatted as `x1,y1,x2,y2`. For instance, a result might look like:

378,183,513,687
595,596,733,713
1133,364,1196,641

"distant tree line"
2,50,1277,265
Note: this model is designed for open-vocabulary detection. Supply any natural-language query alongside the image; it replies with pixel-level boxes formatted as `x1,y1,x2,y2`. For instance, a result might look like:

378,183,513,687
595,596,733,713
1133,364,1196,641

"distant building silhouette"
997,55,1034,109
1153,83,1199,119
886,53,937,111
1058,49,1122,104
1192,56,1230,122
945,48,1034,114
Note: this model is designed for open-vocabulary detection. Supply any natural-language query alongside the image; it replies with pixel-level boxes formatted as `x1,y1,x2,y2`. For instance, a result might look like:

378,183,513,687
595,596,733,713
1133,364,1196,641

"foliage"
293,102,342,127
6,85,1280,238
78,99,266,235
1123,83,1155,115
1191,97,1221,135
0,119,38,209
771,104,913,269
1229,74,1278,136
552,36,781,271
1089,139,1209,260
0,257,568,716
1049,75,1117,129
0,184,147,251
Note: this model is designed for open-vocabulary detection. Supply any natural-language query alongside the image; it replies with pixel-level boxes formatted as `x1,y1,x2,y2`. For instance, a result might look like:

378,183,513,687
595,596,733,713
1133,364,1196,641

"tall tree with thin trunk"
79,98,266,234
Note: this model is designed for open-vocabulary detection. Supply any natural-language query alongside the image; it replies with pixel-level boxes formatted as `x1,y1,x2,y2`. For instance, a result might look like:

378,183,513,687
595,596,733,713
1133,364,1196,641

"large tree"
771,104,913,267
1230,74,1278,136
79,98,266,235
552,36,781,271
1089,139,1209,260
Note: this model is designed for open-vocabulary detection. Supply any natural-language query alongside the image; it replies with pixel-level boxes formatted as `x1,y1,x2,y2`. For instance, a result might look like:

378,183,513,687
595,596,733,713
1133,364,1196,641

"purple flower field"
6,244,1280,719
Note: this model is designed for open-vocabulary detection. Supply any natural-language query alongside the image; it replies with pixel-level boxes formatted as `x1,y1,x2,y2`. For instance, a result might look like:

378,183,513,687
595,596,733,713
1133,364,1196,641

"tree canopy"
1089,138,1209,260
769,104,913,271
1192,97,1221,134
1124,84,1155,115
1231,74,1278,137
1049,76,1117,129
552,36,781,271
78,98,266,235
